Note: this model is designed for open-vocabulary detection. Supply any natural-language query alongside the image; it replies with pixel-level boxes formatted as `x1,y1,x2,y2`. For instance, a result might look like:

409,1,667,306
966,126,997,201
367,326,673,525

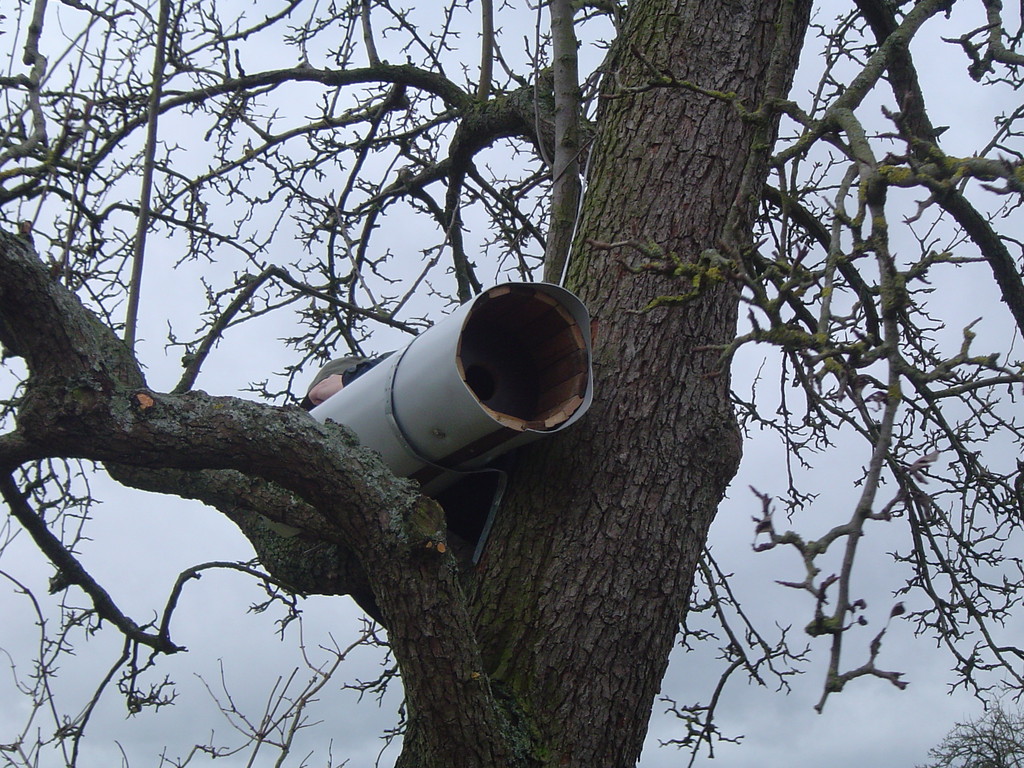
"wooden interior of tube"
456,284,589,431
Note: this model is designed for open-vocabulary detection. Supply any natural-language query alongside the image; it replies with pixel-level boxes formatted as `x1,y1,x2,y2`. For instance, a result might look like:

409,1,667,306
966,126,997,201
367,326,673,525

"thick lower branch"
106,463,384,621
0,231,531,767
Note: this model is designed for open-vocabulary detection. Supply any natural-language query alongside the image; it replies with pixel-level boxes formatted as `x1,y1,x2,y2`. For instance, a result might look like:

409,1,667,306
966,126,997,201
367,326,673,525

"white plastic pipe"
310,282,593,494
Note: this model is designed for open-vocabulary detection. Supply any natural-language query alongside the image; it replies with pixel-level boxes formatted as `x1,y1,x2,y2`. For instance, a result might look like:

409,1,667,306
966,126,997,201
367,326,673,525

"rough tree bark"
0,0,812,766
466,0,813,765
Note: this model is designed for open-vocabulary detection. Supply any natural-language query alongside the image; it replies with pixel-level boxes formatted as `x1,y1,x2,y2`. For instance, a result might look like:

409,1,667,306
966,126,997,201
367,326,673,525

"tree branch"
543,0,583,283
123,0,171,350
0,472,183,653
0,229,531,767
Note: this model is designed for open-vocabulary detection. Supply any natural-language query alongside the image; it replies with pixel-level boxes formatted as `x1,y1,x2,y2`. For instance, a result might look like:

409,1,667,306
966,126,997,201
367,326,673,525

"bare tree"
920,705,1024,768
0,0,1022,766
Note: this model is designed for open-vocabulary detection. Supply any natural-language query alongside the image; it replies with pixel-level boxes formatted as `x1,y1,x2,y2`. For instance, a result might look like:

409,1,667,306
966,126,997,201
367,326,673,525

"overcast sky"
1,1,1022,766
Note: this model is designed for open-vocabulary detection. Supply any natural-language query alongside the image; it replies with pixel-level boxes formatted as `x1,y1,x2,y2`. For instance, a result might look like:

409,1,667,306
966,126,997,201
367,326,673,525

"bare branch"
124,0,171,349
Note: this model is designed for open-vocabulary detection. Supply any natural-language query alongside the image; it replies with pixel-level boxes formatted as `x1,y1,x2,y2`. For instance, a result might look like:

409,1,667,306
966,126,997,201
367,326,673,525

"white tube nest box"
310,282,594,494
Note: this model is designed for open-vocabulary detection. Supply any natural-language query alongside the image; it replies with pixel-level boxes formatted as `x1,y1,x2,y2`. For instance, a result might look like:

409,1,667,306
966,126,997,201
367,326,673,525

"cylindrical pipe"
310,282,593,494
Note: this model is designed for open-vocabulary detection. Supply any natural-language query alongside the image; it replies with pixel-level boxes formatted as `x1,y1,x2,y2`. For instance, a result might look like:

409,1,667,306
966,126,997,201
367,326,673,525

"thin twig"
124,0,172,349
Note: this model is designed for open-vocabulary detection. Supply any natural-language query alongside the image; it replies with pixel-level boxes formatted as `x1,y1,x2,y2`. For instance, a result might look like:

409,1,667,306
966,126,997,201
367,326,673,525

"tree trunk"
463,1,812,765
